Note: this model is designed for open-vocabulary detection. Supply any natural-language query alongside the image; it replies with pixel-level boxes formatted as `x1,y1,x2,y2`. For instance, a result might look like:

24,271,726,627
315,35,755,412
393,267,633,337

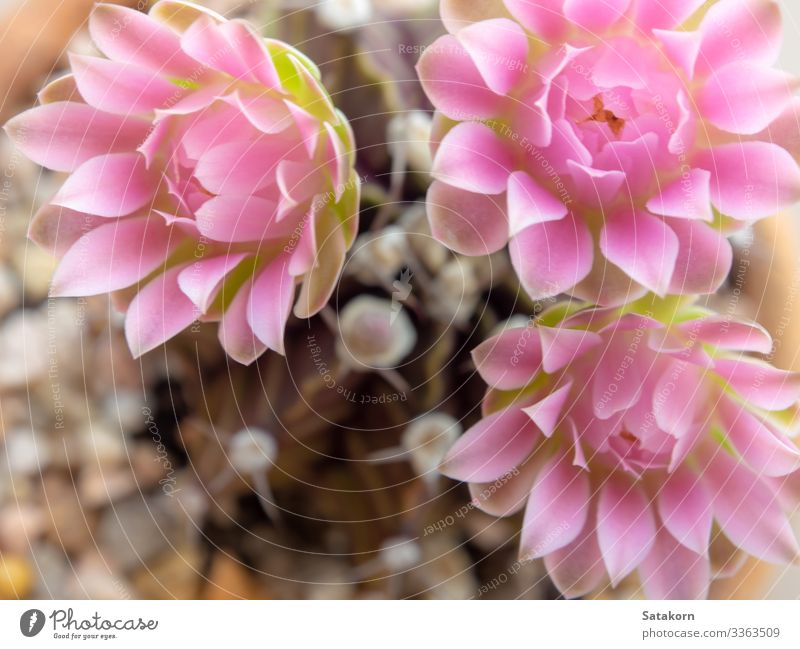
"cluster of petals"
5,0,359,363
442,302,800,598
418,0,800,305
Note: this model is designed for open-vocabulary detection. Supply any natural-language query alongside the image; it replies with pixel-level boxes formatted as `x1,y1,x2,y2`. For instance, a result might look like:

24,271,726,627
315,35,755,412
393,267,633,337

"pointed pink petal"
638,529,710,599
51,216,176,297
456,18,528,95
510,213,594,300
652,29,702,78
699,64,797,135
696,0,782,76
224,91,293,135
718,397,800,478
218,278,267,365
652,359,706,440
195,195,289,243
471,326,543,391
679,317,773,354
507,171,568,237
714,358,800,411
706,450,800,564
125,265,197,358
469,458,538,517
698,142,800,221
596,477,657,586
27,204,106,257
563,0,630,32
600,210,679,296
3,102,150,172
591,335,645,420
646,169,713,222
522,382,573,437
69,53,177,115
432,122,513,194
657,465,713,555
177,253,249,313
544,522,607,599
247,254,295,355
668,219,733,295
426,181,509,256
520,451,589,559
194,138,289,194
538,326,603,374
89,3,198,75
53,153,156,217
440,407,540,483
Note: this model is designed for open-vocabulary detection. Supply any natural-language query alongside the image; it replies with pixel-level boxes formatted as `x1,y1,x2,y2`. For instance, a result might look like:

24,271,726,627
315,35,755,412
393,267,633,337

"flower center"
581,95,625,138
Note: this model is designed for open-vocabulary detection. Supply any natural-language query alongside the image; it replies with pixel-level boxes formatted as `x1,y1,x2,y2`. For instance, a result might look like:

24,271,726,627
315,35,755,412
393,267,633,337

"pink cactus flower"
418,0,800,305
4,0,359,363
442,302,800,598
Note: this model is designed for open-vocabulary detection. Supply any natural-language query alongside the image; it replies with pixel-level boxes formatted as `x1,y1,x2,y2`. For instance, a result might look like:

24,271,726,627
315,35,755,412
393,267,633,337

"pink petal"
439,407,540,483
718,397,800,478
638,529,710,599
432,122,514,194
520,451,589,559
596,477,657,586
471,326,543,390
646,169,713,223
679,317,773,354
53,153,156,217
51,216,176,297
652,29,702,78
705,450,799,564
503,0,566,41
509,213,593,300
469,458,538,517
634,0,705,30
193,139,289,195
699,63,798,135
69,53,177,115
652,359,705,439
247,254,295,355
507,171,568,237
177,253,249,313
27,204,106,257
217,277,267,365
88,3,198,76
180,16,255,82
194,195,288,243
566,161,625,208
522,382,573,437
563,0,631,33
125,265,197,358
600,210,679,296
591,335,645,420
657,465,713,555
714,358,800,411
754,97,800,161
544,523,607,598
426,182,509,255
456,18,528,95
3,102,150,173
667,219,733,295
538,326,603,374
696,0,782,76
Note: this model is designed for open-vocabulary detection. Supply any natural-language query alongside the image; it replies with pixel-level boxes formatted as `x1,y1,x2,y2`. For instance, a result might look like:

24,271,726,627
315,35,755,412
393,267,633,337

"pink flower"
418,0,800,305
4,1,359,363
443,303,800,598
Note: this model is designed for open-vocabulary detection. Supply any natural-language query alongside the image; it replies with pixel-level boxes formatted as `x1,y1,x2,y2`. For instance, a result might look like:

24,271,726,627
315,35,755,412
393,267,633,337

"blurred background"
0,0,799,600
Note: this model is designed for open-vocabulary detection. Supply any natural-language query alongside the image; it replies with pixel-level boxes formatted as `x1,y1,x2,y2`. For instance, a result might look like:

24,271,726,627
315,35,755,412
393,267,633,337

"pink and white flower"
418,0,800,305
5,0,359,363
443,302,800,598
